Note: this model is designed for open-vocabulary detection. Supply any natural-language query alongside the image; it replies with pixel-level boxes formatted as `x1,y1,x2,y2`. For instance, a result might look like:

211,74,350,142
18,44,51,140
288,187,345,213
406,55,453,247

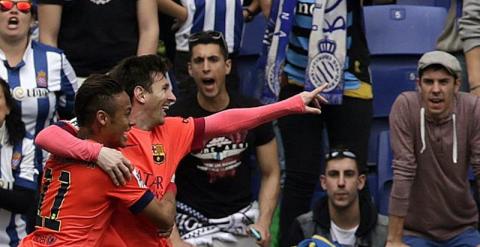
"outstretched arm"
203,84,327,140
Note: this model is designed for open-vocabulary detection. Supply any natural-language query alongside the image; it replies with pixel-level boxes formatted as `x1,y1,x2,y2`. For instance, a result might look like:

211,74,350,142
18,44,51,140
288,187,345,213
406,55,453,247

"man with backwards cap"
386,51,480,247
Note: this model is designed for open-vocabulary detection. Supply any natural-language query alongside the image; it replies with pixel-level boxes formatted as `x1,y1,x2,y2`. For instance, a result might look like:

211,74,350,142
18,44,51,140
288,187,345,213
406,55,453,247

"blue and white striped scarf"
260,0,347,105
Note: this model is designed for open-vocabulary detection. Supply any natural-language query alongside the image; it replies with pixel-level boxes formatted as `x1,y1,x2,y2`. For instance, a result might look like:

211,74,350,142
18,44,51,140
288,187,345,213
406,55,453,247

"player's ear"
134,86,146,104
96,110,109,126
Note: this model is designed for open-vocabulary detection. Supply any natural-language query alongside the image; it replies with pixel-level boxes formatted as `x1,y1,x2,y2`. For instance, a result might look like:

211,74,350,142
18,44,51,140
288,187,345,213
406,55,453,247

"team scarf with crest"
259,0,295,104
261,0,347,105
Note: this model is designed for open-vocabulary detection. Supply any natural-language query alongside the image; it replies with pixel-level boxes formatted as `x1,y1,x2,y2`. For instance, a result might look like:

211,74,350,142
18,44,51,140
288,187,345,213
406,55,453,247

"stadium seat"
370,56,419,117
367,118,389,165
396,0,450,9
363,5,447,117
364,5,447,56
367,172,378,205
376,130,393,215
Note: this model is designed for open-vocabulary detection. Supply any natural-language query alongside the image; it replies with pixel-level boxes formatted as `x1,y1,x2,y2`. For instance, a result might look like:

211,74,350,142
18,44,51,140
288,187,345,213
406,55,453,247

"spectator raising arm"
38,4,62,47
137,0,160,55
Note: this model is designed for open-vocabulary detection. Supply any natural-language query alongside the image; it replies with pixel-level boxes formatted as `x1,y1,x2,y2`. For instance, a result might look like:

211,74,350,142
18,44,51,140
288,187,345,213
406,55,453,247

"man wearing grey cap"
386,50,480,247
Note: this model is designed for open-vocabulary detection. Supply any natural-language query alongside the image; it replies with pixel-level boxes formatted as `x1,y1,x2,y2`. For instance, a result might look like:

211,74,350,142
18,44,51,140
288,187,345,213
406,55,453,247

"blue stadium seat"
376,130,393,215
311,182,326,209
396,0,450,9
363,5,447,117
396,0,436,6
367,172,378,205
370,56,418,117
367,118,389,166
364,5,447,55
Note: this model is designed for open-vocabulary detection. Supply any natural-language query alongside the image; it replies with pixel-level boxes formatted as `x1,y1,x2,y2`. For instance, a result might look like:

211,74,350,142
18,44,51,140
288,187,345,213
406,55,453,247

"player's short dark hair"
75,74,125,127
188,31,229,60
0,77,26,145
109,55,170,99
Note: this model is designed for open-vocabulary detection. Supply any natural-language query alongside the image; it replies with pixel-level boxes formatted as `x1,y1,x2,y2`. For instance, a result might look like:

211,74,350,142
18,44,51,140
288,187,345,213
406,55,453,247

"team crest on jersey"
152,144,165,164
36,70,47,87
11,152,22,170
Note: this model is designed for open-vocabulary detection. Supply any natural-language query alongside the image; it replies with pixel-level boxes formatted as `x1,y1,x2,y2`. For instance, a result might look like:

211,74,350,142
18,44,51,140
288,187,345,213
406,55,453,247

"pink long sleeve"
35,122,102,162
203,94,305,140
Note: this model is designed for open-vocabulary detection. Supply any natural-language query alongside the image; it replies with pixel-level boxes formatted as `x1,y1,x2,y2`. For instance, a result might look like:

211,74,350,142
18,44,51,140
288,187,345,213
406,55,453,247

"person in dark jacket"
285,149,387,247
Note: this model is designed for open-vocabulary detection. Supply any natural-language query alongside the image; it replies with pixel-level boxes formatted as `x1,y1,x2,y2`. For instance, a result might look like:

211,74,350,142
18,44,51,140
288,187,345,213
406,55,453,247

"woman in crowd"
0,77,37,246
0,0,77,233
0,0,77,172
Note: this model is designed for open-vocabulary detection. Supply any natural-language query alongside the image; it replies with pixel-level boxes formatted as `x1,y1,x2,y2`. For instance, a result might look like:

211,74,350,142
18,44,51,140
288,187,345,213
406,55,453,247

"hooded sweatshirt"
389,91,480,240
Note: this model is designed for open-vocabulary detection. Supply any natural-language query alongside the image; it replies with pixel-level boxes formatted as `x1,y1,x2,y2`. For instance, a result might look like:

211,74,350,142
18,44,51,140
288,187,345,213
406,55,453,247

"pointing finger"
311,83,328,95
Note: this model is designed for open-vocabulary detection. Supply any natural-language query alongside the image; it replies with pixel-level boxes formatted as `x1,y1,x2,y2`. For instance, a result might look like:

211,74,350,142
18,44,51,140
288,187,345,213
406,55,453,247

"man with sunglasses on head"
167,30,280,247
34,53,327,247
387,51,480,247
285,149,388,247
